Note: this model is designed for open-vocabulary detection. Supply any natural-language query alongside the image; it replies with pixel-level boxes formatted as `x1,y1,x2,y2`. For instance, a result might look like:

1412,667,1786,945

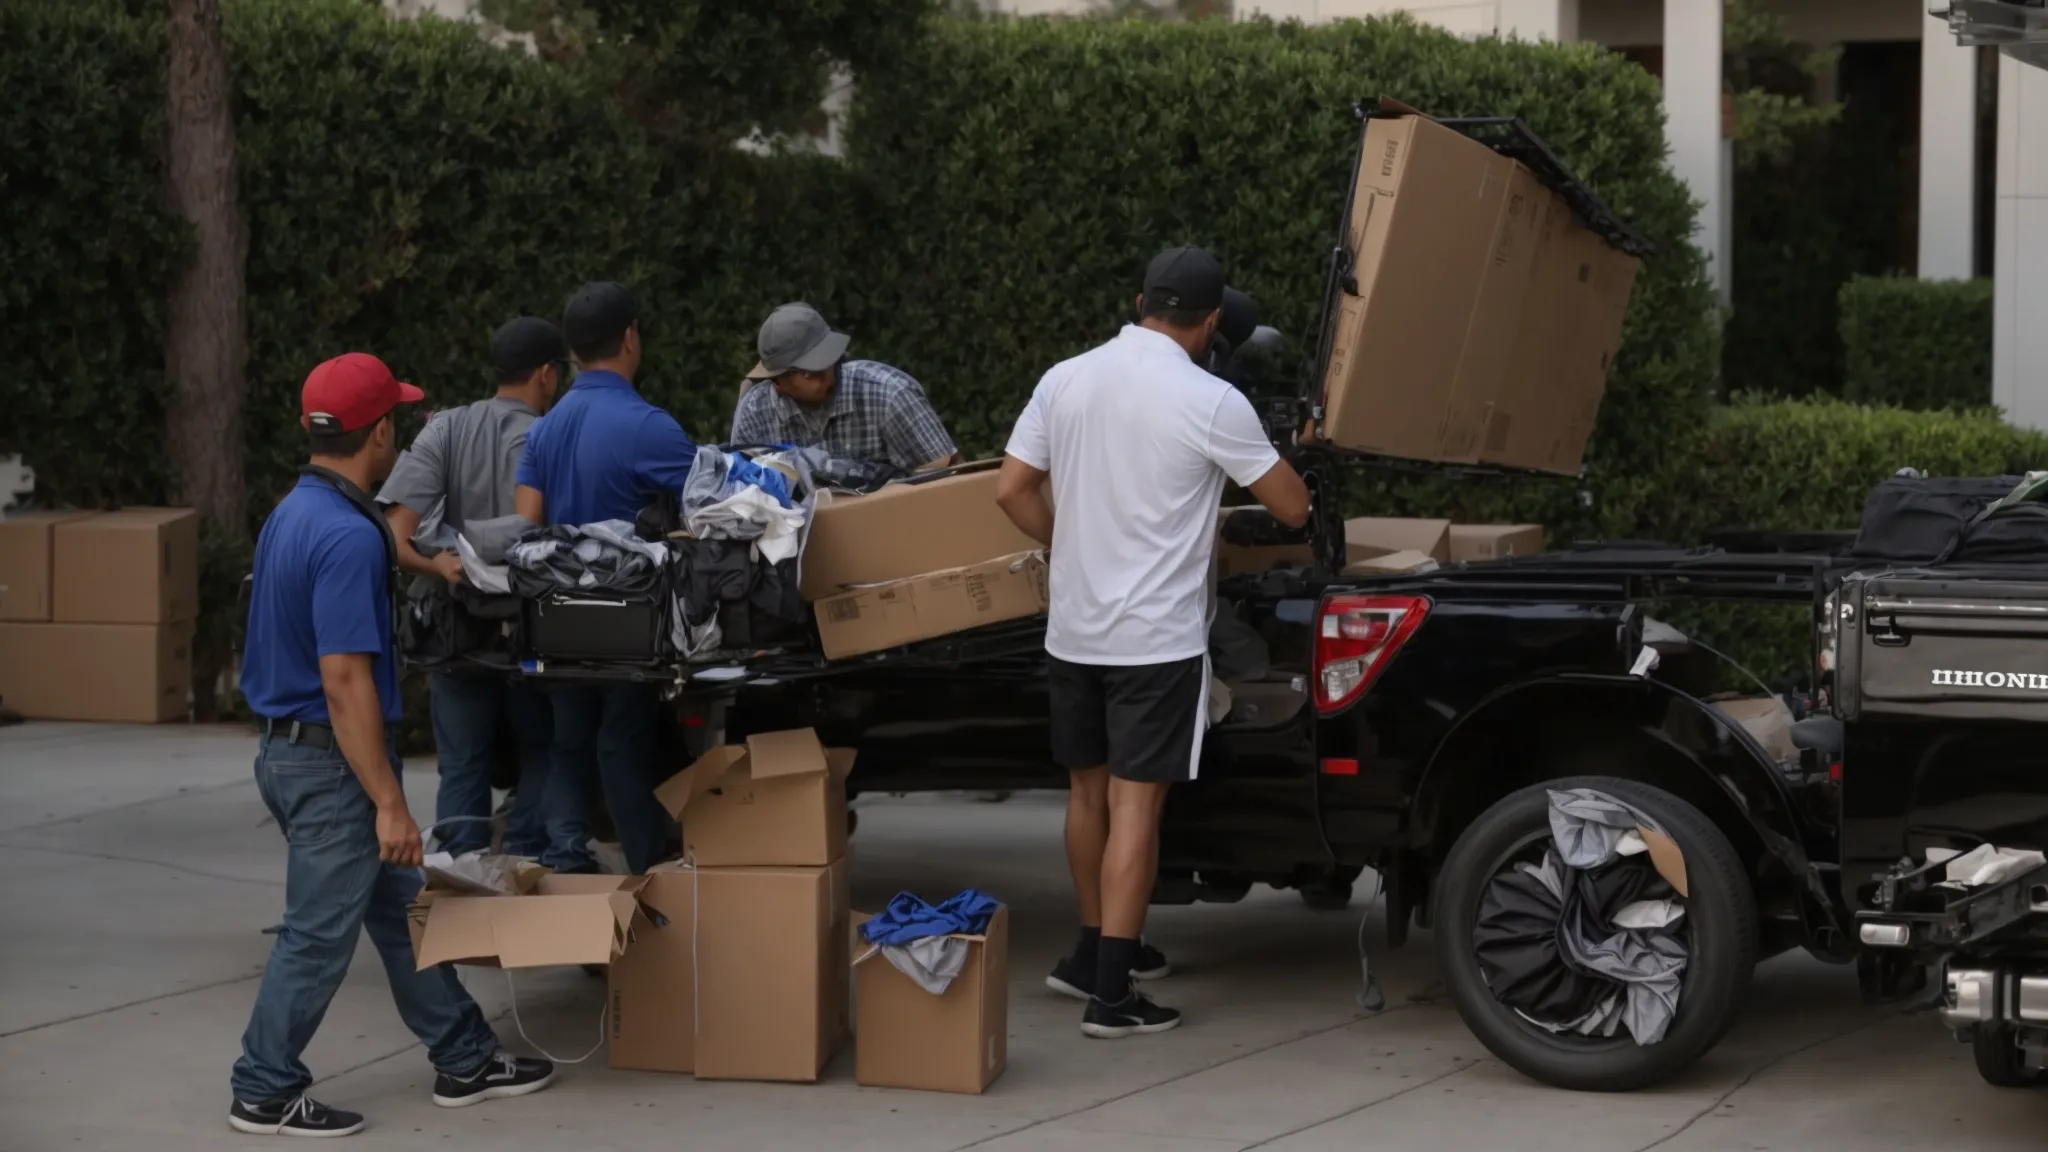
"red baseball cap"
300,353,426,435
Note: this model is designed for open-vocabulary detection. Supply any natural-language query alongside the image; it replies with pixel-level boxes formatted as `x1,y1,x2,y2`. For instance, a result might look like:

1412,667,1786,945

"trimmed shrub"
1839,276,1994,411
847,14,1720,517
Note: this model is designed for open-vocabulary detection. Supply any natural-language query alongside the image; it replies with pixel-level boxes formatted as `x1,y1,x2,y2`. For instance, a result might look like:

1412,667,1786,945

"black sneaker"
1045,939,1173,1000
431,1052,556,1109
1081,990,1183,1038
228,1094,365,1138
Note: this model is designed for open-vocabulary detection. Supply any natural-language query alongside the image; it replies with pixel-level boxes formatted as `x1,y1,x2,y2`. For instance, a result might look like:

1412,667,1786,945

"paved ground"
2,721,2044,1150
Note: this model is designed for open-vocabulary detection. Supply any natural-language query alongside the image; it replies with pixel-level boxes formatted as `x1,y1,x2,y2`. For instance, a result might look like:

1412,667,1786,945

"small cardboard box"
655,728,855,867
1341,550,1438,577
52,508,200,624
0,620,194,722
853,906,1009,1094
411,873,652,970
814,552,1049,660
1316,106,1639,475
799,462,1040,600
694,860,851,1083
1345,518,1450,566
608,863,698,1073
0,511,94,621
1448,524,1546,562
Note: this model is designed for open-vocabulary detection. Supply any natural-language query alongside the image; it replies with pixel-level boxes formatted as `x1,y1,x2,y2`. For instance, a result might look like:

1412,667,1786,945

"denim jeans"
543,683,669,875
231,732,499,1104
429,672,557,857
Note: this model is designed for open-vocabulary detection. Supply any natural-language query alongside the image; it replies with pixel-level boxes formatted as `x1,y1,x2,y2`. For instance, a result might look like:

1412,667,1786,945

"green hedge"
1839,276,1995,410
848,14,1718,509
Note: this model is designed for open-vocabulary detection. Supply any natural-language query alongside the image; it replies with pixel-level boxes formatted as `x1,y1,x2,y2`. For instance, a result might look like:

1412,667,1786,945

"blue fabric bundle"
859,888,1000,945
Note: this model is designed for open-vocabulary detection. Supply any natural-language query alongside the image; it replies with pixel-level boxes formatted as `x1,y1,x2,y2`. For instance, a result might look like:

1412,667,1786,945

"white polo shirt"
1005,324,1281,666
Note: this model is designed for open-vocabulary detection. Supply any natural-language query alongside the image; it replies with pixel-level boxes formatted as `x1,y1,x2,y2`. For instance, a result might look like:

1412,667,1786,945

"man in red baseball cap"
230,353,553,1137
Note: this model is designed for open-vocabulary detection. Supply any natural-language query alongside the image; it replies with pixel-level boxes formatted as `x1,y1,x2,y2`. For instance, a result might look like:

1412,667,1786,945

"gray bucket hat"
749,303,850,379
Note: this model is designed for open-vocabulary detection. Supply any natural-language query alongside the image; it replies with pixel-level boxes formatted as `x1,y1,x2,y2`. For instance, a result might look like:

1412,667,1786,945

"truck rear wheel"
1434,777,1757,1092
1971,1026,2045,1087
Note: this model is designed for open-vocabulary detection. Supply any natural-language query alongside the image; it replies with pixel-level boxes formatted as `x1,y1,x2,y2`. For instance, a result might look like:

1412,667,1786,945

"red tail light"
1313,593,1429,713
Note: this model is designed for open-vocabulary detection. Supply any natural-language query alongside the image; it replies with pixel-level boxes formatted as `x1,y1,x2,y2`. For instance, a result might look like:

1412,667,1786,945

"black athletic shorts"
1047,654,1209,783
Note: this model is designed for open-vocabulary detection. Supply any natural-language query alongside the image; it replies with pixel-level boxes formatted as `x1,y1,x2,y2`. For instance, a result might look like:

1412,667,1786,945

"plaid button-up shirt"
728,359,958,471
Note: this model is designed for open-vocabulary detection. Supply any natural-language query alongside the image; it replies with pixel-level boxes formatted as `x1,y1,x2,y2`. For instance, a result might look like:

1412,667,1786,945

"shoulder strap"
299,464,399,573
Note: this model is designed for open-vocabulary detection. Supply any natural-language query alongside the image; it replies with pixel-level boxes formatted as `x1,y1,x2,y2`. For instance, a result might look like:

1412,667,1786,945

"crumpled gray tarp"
1536,787,1690,1046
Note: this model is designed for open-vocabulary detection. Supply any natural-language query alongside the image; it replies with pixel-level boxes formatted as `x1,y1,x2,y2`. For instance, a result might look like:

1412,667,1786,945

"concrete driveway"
2,721,2043,1150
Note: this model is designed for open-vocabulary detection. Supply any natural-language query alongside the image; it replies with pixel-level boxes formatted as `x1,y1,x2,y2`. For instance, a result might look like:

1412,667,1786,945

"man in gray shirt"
378,317,567,859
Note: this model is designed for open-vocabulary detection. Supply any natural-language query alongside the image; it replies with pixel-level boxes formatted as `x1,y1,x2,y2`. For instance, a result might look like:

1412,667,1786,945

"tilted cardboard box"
655,728,855,868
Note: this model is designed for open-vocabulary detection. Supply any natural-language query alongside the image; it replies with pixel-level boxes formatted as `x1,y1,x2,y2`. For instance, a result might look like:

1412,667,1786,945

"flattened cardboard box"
608,863,698,1073
1448,524,1546,562
694,860,851,1083
0,620,193,723
53,507,200,624
0,511,93,621
411,873,652,970
800,462,1040,600
655,728,855,867
814,551,1049,661
853,905,1010,1094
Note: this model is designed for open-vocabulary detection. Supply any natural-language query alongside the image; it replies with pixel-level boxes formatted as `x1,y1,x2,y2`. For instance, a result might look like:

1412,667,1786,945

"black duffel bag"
1950,500,2048,564
1849,473,2022,563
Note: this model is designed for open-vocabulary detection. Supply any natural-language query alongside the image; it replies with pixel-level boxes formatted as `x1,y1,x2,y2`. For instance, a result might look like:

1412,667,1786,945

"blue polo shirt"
515,370,699,525
240,477,402,725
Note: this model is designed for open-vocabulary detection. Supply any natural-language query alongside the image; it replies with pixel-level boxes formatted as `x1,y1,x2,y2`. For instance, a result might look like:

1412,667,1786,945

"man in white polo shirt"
995,245,1311,1038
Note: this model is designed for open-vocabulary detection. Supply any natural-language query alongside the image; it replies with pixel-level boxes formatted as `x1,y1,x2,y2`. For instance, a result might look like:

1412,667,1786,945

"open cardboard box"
851,905,1009,1094
410,872,654,970
655,728,856,868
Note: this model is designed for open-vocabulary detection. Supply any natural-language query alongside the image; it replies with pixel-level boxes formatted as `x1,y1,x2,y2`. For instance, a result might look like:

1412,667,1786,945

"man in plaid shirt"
730,303,960,472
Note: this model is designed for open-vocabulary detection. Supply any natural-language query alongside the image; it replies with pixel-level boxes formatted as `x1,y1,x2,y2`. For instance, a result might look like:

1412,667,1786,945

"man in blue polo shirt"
231,354,553,1138
514,282,691,874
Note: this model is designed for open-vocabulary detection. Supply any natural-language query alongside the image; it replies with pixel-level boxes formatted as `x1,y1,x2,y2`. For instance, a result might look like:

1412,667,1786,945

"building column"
1662,0,1727,304
1919,16,1981,280
1993,57,2048,428
1497,0,1580,41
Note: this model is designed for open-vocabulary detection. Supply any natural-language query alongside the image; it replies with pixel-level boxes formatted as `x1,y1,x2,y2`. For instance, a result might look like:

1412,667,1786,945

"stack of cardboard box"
801,462,1049,660
1215,513,1547,579
0,508,199,722
410,727,857,1083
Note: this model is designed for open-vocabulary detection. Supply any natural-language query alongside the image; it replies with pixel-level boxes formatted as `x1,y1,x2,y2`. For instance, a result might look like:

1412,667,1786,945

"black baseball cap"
1218,286,1259,351
1142,245,1225,312
562,281,638,357
490,316,567,378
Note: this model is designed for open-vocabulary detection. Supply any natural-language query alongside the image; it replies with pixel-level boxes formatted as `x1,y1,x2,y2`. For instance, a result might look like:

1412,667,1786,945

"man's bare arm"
1246,459,1311,529
515,484,545,525
915,451,964,473
319,652,420,866
994,455,1054,547
383,504,463,583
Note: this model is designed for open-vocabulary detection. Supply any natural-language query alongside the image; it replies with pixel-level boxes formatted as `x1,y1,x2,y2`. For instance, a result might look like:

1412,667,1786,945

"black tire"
1434,777,1758,1092
1971,1026,2045,1087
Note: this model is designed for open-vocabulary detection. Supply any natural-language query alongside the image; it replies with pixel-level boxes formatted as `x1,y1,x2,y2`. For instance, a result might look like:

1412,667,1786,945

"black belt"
262,718,339,751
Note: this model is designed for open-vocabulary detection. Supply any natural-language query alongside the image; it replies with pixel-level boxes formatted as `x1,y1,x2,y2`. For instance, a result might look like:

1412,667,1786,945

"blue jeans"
231,732,499,1104
429,673,557,857
543,683,669,875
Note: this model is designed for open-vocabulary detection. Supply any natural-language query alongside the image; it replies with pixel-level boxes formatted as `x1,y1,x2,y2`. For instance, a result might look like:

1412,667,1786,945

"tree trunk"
165,0,248,722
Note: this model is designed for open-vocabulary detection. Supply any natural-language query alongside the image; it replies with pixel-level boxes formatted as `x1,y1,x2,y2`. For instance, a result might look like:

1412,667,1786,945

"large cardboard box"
53,508,200,624
411,873,653,969
814,552,1049,660
1448,524,1546,562
694,860,851,1083
0,511,94,621
0,620,193,722
1345,518,1450,566
1316,109,1639,475
799,462,1039,600
853,906,1010,1094
608,863,698,1073
655,728,855,868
